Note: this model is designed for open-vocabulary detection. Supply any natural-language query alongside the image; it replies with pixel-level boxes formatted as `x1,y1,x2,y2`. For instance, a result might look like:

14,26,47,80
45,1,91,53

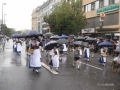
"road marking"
41,62,59,75
81,62,103,70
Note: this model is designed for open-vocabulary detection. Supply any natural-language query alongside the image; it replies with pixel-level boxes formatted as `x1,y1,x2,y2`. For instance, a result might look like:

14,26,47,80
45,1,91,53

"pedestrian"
79,46,83,59
99,47,107,66
1,36,6,50
26,38,30,51
84,46,90,62
29,37,42,73
16,38,22,54
89,43,94,58
73,46,80,70
63,44,67,53
50,51,59,72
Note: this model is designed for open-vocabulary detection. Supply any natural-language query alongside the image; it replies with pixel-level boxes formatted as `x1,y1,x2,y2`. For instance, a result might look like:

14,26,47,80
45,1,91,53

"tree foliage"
1,24,16,36
44,0,88,35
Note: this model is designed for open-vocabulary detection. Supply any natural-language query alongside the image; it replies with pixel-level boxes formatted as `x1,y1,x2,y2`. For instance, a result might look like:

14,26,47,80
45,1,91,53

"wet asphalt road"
0,39,120,90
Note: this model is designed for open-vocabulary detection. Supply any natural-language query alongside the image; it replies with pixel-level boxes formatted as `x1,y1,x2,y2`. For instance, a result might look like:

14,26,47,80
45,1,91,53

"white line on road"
81,62,103,70
41,62,59,75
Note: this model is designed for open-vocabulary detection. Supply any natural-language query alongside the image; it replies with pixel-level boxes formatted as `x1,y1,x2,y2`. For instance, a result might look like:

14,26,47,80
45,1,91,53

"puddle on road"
1,57,27,67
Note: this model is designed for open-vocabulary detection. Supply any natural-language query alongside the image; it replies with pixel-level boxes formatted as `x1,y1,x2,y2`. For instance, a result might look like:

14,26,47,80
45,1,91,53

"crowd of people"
11,36,120,74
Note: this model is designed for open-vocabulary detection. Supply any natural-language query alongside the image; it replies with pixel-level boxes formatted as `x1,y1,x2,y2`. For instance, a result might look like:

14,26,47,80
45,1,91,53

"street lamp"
4,14,6,24
2,3,6,35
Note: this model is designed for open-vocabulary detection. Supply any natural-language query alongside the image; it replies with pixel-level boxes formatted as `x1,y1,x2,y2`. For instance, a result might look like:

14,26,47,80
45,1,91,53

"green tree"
44,0,88,35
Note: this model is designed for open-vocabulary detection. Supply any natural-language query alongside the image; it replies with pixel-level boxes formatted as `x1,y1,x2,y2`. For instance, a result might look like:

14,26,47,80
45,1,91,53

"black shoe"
73,65,75,68
33,69,35,72
78,68,80,70
50,66,52,69
56,70,59,72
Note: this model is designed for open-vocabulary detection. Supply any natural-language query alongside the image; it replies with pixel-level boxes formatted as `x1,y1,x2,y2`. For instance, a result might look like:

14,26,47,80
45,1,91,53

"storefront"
82,28,97,37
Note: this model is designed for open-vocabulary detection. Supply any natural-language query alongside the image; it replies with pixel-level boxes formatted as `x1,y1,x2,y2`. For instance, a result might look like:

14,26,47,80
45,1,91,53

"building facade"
37,0,61,34
31,6,40,30
83,0,120,39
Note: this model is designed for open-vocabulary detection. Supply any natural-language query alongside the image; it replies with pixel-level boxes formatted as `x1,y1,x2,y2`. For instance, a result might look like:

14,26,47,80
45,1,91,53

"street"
0,39,120,90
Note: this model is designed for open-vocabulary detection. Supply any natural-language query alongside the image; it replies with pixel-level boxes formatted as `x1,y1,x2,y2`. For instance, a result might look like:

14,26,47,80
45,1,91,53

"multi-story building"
31,6,40,30
83,0,120,39
37,0,61,34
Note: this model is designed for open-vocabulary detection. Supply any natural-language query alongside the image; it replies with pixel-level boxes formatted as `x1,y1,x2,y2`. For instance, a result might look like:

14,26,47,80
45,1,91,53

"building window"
88,4,91,11
109,0,114,5
95,1,99,9
91,2,95,10
115,0,119,3
84,5,88,12
99,0,104,8
104,0,109,6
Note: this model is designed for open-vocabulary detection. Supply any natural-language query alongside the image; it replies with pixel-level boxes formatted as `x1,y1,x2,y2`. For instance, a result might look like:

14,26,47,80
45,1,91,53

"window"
109,0,114,5
104,0,109,6
95,1,99,9
99,0,104,8
115,0,119,3
91,2,95,10
88,4,91,11
84,5,88,12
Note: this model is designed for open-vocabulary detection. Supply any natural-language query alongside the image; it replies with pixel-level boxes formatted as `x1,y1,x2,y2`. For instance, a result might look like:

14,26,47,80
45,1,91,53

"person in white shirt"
1,37,6,50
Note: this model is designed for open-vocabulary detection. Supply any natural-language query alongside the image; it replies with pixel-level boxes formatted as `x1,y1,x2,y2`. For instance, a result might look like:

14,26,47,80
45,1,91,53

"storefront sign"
114,33,120,36
82,28,95,33
97,4,119,14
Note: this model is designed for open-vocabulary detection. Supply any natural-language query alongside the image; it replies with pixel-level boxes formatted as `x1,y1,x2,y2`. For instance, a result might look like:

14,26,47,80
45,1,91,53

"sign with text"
97,4,119,14
82,28,95,33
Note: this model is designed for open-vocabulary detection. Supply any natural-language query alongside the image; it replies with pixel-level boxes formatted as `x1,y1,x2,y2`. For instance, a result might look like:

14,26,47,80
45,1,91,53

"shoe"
56,70,59,72
50,66,52,69
78,68,80,70
35,70,39,74
33,69,35,72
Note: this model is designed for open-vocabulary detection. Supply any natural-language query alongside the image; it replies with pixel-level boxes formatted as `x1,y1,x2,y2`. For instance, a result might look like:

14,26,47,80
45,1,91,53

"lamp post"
2,3,6,35
4,14,6,35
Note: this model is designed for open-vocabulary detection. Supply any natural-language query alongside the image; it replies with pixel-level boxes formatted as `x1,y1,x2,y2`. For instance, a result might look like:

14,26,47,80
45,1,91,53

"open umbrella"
85,37,96,41
45,41,59,50
11,34,23,38
57,39,68,44
60,35,68,39
44,32,53,37
69,34,75,37
83,42,89,47
25,30,42,37
75,36,85,41
98,41,112,47
73,41,84,46
50,35,60,39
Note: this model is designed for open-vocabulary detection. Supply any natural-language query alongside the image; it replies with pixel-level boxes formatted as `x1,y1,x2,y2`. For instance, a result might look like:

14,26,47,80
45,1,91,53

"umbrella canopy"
11,34,23,38
85,37,96,41
114,48,120,53
98,41,112,47
75,36,85,41
43,32,53,37
60,35,68,39
69,34,75,37
73,41,84,46
45,41,59,50
57,39,68,44
25,30,42,37
50,35,60,39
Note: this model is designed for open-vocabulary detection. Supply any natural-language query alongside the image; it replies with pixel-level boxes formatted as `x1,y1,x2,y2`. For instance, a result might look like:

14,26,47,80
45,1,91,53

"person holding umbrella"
16,38,22,54
29,37,42,73
73,46,80,70
99,47,107,66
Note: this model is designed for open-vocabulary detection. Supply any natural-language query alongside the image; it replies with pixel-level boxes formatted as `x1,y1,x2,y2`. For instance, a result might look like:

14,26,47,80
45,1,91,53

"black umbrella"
25,30,42,37
73,41,84,46
75,36,85,41
57,39,68,44
44,32,54,37
11,34,23,38
44,41,59,50
85,37,96,41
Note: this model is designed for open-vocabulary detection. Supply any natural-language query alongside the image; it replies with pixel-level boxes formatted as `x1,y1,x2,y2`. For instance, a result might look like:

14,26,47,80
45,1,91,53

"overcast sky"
0,0,47,30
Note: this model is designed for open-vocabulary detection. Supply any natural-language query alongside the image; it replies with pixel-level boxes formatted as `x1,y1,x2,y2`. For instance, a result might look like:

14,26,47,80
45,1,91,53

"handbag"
27,49,34,53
